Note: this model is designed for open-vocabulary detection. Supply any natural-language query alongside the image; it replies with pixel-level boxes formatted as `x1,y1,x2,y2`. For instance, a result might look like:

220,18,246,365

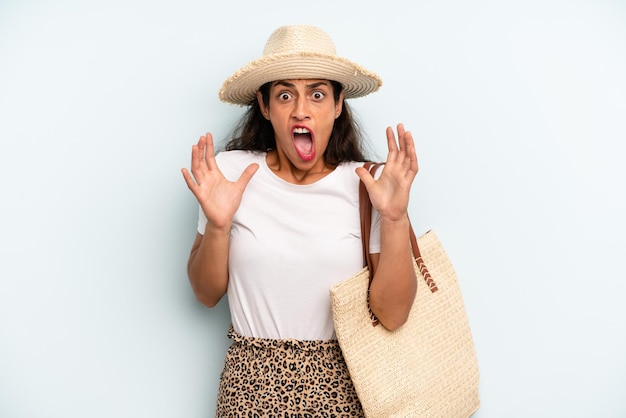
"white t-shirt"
197,150,381,340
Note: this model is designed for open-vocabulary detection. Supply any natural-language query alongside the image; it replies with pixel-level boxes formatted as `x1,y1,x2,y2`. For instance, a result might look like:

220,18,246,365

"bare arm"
181,133,258,307
356,124,418,330
186,228,230,307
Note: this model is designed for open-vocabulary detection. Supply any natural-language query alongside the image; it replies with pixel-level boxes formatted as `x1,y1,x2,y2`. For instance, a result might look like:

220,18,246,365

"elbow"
379,311,411,331
195,292,221,308
371,284,416,331
190,278,224,307
188,273,225,308
370,299,413,331
187,265,226,308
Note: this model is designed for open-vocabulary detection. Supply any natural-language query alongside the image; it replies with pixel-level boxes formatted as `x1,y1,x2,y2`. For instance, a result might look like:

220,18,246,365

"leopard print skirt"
216,326,364,418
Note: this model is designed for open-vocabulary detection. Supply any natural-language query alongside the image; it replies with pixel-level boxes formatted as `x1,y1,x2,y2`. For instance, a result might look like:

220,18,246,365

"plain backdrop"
1,0,625,417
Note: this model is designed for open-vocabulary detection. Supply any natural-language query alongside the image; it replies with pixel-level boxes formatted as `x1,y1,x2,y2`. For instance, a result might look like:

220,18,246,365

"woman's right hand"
181,133,259,229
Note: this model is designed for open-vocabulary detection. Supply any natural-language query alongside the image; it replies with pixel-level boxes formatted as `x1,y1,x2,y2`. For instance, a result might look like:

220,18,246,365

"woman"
181,25,418,417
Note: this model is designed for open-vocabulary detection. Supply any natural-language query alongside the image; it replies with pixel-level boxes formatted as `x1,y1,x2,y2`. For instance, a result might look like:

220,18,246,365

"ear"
257,91,270,120
335,90,344,119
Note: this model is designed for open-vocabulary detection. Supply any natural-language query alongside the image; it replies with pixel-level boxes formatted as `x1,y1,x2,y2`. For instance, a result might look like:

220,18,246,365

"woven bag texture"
330,230,480,417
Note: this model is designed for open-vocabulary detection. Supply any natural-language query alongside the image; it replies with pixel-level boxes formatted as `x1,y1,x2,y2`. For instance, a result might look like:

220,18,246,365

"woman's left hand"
356,123,419,221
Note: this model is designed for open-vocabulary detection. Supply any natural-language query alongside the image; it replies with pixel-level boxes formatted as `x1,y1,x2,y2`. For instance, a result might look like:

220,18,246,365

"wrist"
204,220,232,237
380,213,410,229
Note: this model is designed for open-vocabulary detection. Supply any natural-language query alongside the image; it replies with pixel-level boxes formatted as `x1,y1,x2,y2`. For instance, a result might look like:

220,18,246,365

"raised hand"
356,124,419,222
181,133,259,229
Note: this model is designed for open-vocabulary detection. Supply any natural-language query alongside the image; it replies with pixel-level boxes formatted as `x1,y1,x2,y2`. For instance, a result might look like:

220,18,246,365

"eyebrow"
273,80,331,89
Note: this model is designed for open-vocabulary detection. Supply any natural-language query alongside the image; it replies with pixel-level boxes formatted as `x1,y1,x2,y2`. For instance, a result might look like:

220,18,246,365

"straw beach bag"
330,163,480,417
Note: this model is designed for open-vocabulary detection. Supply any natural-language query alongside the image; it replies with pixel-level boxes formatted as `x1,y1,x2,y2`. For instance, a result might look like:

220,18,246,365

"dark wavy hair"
223,80,368,166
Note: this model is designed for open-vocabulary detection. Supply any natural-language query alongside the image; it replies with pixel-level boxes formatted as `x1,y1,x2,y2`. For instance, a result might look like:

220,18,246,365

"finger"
189,143,209,185
386,126,398,151
236,163,260,189
190,142,199,163
190,133,215,179
195,135,206,161
403,131,419,174
203,133,218,170
386,126,399,162
191,135,207,169
189,144,202,176
397,123,410,154
396,123,406,143
355,166,376,190
181,168,198,191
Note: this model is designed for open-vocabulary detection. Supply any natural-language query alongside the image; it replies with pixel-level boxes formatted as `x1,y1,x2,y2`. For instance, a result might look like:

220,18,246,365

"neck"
266,150,335,185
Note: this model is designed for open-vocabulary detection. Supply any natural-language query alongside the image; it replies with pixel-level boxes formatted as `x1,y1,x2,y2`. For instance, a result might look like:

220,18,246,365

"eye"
312,90,326,100
278,91,292,101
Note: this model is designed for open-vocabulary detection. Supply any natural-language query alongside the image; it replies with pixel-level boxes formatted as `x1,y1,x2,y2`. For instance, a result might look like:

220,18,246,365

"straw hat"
219,25,383,106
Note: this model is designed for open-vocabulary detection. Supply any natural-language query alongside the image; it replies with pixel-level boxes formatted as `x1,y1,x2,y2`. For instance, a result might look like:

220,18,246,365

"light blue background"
1,0,625,416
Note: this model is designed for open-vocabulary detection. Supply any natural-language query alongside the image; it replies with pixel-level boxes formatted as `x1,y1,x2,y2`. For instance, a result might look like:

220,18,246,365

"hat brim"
219,52,383,106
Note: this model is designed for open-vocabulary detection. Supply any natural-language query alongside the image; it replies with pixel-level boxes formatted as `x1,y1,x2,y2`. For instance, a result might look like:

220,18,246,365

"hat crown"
263,25,337,56
219,25,382,105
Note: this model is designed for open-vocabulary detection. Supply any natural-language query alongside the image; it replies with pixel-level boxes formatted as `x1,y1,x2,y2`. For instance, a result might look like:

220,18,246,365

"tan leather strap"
359,162,379,270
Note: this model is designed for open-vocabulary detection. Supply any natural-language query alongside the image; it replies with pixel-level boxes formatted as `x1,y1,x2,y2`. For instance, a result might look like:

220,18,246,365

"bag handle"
359,162,438,293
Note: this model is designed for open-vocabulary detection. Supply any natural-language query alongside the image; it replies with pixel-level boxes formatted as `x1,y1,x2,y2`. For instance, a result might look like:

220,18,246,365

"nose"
291,97,310,121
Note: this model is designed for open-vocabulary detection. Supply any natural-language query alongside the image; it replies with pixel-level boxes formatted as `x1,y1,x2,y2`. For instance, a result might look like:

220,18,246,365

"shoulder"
340,160,366,170
215,150,265,164
215,150,265,179
320,161,367,194
336,161,384,180
215,150,265,168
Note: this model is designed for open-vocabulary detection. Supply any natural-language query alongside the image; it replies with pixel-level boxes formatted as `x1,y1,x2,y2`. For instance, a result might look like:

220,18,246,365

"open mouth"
292,126,315,161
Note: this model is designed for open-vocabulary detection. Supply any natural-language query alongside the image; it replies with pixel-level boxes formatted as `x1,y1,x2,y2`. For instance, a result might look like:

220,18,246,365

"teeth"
293,127,310,134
